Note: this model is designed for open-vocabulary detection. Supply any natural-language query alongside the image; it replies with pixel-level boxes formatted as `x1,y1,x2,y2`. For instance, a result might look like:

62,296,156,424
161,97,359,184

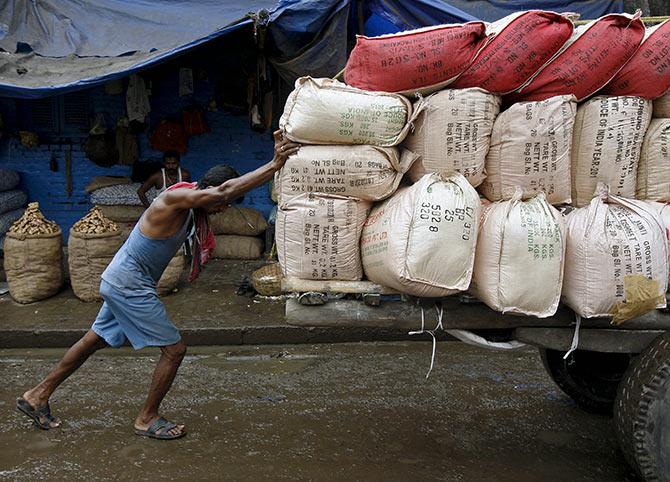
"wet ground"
0,342,633,481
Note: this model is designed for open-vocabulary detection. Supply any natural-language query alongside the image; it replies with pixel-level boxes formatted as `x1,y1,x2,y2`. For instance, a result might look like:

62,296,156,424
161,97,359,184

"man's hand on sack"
271,129,301,170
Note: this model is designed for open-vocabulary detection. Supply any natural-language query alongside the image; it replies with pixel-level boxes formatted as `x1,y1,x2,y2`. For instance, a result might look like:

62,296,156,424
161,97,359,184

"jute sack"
344,22,487,95
646,201,670,290
403,88,501,187
563,184,668,323
481,94,576,205
97,204,144,223
453,10,574,94
209,207,268,236
68,228,123,302
602,19,670,99
654,92,670,118
212,235,264,260
157,255,185,296
277,145,417,203
637,119,670,201
470,190,565,317
572,96,652,207
277,193,371,280
4,230,63,303
512,13,645,102
280,77,417,147
361,173,480,297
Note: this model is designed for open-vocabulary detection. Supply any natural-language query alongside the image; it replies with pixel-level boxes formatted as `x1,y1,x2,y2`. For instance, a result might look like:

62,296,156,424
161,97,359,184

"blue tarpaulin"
0,0,625,98
443,0,623,22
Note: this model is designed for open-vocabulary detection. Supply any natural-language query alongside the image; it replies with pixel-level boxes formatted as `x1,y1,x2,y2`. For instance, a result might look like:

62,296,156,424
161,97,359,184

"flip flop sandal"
134,417,185,440
16,398,60,430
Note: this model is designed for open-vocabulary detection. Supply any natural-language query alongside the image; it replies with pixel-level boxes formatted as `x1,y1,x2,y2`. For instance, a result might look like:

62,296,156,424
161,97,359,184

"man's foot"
16,395,61,430
134,416,185,440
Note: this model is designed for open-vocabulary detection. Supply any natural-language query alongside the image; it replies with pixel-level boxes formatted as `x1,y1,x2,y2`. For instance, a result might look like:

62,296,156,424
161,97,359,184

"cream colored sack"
563,184,668,323
646,201,670,291
279,77,416,146
157,255,185,296
470,190,565,317
403,88,501,187
572,96,652,207
637,119,670,201
277,145,416,203
277,194,371,280
361,173,480,297
653,92,670,118
481,95,576,205
212,235,264,259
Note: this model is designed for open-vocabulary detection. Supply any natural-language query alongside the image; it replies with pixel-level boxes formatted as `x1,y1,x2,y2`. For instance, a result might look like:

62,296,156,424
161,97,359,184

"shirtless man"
17,131,299,440
138,151,191,208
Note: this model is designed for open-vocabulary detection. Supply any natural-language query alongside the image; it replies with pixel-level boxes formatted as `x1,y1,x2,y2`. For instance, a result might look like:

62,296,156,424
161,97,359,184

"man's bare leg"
134,340,187,437
21,329,108,428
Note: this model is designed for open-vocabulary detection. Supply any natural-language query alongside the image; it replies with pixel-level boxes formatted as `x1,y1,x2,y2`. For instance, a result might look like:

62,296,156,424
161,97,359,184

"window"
17,91,91,140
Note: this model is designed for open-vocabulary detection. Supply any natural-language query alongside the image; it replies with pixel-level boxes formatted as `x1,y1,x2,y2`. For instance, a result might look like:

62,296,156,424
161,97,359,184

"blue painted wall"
0,42,276,242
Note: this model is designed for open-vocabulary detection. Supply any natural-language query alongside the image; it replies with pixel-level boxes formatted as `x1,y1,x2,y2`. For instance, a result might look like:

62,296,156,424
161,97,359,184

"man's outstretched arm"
165,131,299,210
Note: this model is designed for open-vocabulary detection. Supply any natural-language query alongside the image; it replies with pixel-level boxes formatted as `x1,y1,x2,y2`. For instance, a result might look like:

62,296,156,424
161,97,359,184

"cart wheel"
614,332,670,481
540,348,632,414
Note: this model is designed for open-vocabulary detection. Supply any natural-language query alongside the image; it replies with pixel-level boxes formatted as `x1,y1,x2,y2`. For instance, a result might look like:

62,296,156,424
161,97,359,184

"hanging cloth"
126,74,151,123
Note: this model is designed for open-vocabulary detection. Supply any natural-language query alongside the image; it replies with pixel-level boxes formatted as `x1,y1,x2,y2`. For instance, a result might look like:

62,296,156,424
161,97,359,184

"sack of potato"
68,207,123,302
4,202,63,303
157,254,185,296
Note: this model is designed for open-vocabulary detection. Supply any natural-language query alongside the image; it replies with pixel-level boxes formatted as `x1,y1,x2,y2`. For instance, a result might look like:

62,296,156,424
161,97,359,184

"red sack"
150,120,187,154
182,108,211,136
511,13,645,102
452,11,574,94
601,19,670,99
344,22,487,94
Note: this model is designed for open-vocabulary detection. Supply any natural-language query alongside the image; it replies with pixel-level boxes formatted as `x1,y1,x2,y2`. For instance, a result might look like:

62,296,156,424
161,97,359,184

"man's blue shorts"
91,279,181,350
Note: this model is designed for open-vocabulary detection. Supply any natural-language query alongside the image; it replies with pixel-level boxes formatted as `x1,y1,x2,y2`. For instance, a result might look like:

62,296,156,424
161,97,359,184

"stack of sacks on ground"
87,177,154,240
361,173,480,296
4,202,63,303
563,184,668,324
210,207,267,260
0,168,27,249
277,76,419,280
470,190,565,316
68,207,123,302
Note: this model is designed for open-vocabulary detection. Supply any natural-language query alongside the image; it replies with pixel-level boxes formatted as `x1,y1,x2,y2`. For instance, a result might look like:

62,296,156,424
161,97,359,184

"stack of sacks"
277,76,420,280
402,88,501,187
637,119,670,202
571,96,652,207
361,173,481,296
481,94,577,205
209,207,267,260
0,168,27,248
563,184,668,324
470,189,565,317
511,13,645,103
88,177,153,240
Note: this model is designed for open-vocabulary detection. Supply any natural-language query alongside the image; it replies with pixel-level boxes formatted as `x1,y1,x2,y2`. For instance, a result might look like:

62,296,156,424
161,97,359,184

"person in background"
17,130,299,440
138,151,191,208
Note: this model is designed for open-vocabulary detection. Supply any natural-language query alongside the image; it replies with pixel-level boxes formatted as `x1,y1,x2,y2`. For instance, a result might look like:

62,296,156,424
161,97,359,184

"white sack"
572,96,652,207
481,94,576,205
279,77,417,146
647,201,670,291
653,92,670,118
361,173,480,297
470,190,565,317
563,184,668,322
277,193,371,280
277,145,417,203
637,119,670,201
403,88,501,187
